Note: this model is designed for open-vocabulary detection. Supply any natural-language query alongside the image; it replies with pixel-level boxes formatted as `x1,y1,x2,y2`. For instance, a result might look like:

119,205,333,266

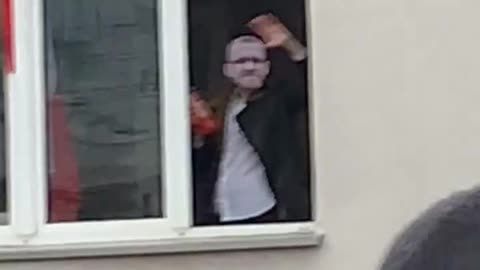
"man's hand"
248,13,307,61
248,14,290,48
190,91,218,136
190,92,210,121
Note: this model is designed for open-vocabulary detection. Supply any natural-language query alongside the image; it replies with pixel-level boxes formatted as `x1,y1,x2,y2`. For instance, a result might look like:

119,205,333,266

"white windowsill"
0,225,324,261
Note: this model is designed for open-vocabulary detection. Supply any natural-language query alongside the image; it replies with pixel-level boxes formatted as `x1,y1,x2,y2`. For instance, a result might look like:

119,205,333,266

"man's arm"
282,34,308,62
280,35,308,113
248,14,308,112
190,91,220,149
248,13,307,62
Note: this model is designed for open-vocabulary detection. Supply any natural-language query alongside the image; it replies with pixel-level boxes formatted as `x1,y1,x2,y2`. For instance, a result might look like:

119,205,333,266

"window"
0,0,322,259
45,0,162,223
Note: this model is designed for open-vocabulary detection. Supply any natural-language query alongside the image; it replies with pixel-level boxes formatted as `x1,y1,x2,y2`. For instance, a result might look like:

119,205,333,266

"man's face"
223,37,270,90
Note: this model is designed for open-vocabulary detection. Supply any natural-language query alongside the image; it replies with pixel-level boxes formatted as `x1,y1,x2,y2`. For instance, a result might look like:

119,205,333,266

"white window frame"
0,0,323,260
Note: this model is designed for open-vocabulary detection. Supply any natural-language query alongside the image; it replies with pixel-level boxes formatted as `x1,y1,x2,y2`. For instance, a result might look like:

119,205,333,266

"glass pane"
189,0,312,226
45,0,162,222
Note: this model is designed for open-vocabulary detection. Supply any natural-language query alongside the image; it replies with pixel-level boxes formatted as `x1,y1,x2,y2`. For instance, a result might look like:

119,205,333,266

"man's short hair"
225,35,266,61
380,185,480,270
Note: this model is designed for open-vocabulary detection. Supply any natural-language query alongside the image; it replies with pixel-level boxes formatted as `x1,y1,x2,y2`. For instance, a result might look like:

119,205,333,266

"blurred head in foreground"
381,186,480,270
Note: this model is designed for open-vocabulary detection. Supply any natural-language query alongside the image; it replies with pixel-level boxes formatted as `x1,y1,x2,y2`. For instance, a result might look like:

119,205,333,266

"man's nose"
244,61,256,69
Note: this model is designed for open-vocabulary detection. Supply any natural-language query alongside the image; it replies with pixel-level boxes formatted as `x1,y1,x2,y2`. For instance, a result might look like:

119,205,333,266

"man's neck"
234,87,255,100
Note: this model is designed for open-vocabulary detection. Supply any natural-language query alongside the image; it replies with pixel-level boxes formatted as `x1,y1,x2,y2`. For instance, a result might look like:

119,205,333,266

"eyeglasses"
227,57,267,65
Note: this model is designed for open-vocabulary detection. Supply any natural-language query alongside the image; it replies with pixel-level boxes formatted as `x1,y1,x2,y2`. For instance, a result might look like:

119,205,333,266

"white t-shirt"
215,97,276,222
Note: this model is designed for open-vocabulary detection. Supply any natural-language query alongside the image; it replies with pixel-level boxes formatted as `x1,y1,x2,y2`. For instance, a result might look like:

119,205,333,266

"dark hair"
380,186,480,270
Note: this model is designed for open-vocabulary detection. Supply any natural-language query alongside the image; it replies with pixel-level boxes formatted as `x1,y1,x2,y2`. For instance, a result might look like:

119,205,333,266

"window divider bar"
31,0,48,229
159,0,193,230
6,0,46,238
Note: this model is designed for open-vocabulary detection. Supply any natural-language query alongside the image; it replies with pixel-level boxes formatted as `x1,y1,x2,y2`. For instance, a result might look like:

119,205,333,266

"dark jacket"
193,53,311,225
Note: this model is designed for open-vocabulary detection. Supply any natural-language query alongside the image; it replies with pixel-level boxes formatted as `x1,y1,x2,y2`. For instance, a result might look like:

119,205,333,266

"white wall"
2,0,480,269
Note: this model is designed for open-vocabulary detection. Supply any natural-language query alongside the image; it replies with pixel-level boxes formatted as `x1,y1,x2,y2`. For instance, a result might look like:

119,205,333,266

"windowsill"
0,224,324,261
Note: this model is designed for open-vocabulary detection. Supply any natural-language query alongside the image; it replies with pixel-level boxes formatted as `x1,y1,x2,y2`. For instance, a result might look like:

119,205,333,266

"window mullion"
159,0,192,230
7,0,46,240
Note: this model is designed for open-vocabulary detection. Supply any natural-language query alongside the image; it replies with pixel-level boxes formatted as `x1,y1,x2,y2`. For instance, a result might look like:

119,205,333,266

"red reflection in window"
2,0,14,73
49,96,80,222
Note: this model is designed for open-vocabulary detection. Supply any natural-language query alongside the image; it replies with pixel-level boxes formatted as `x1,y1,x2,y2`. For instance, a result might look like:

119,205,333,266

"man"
191,14,310,225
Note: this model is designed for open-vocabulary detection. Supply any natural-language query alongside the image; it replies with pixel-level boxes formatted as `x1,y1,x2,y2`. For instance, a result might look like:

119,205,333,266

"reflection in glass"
45,0,162,222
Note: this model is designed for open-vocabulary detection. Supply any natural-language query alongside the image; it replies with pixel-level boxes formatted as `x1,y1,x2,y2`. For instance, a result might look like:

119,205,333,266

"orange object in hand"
192,117,219,136
190,91,219,136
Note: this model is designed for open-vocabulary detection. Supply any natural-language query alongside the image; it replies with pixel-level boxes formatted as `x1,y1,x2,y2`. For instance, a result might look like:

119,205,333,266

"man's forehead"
226,36,267,59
